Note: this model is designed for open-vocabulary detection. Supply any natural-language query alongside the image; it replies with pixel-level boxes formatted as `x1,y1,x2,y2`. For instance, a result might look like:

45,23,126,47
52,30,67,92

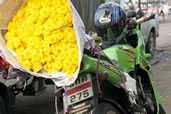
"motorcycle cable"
95,44,127,93
86,35,130,96
86,35,128,96
86,37,102,97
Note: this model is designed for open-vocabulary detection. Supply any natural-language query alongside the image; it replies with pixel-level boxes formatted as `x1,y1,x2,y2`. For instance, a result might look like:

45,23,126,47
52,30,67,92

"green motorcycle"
55,2,165,114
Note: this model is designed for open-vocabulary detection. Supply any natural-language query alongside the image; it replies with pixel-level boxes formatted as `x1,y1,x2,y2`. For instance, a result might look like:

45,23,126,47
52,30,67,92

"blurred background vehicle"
134,0,160,54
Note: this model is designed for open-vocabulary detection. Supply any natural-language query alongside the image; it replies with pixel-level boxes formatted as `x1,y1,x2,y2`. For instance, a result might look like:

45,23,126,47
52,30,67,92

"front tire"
146,31,156,55
159,104,166,114
0,96,6,114
93,102,121,114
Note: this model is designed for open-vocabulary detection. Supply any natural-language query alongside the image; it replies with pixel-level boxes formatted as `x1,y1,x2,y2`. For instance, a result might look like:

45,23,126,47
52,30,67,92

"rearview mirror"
136,10,145,19
127,10,136,18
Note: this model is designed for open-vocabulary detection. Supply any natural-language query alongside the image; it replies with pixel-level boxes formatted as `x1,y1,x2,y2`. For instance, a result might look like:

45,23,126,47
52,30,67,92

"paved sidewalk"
151,15,171,113
152,59,171,114
152,16,171,114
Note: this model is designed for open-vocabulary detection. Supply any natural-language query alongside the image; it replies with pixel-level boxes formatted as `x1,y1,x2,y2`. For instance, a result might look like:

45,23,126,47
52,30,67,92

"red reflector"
66,82,91,96
0,57,9,69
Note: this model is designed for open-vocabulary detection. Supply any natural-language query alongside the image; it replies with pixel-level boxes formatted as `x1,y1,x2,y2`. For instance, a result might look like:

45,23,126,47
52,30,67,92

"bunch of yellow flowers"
5,0,78,76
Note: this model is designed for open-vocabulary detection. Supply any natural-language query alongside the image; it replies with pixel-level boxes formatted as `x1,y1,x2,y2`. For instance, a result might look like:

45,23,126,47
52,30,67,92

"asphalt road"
151,15,171,114
15,85,56,114
15,16,171,114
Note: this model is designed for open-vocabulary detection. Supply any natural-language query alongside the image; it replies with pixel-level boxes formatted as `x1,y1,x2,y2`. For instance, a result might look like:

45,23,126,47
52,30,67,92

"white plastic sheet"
0,0,86,87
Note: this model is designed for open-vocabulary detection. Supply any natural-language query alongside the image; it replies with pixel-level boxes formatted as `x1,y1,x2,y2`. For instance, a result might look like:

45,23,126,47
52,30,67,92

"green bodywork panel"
79,27,162,112
80,54,122,84
103,44,135,73
134,28,163,106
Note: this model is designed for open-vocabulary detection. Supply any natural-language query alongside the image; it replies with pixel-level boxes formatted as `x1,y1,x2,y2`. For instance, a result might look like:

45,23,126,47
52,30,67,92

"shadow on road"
150,49,171,65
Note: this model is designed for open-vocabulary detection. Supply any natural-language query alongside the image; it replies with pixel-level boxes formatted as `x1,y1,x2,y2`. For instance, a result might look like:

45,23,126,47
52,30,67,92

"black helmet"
94,2,127,46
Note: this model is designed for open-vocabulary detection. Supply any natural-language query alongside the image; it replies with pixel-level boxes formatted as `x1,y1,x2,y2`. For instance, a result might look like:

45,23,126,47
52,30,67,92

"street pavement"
151,15,171,114
15,16,171,114
15,85,56,114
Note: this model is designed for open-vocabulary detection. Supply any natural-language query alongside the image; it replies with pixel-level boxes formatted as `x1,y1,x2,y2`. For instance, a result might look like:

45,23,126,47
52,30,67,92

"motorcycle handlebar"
136,13,155,25
127,13,155,30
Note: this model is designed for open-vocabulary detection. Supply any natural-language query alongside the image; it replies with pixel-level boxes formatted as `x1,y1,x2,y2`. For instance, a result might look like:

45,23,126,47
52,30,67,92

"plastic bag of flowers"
0,0,86,86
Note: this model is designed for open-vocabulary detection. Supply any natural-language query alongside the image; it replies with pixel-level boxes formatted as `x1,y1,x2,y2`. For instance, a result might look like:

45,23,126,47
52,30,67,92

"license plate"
66,74,93,105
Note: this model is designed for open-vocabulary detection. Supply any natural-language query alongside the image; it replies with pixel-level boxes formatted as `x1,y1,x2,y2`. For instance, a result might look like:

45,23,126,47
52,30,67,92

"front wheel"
93,102,121,114
146,31,156,55
0,96,6,114
159,104,166,114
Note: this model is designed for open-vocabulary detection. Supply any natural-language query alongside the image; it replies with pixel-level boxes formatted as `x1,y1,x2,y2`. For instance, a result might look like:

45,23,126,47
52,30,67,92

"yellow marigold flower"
43,62,53,74
66,72,74,76
30,50,41,62
59,5,69,16
62,59,70,71
53,61,62,72
65,13,72,24
58,0,67,5
7,39,14,50
23,48,32,60
41,0,51,7
5,0,78,76
51,45,59,56
13,38,21,49
66,32,76,43
65,65,77,76
42,46,51,56
56,18,66,28
71,46,78,55
22,60,31,70
18,55,24,63
43,64,49,72
34,26,44,35
15,47,24,56
31,62,42,72
44,56,52,63
8,22,16,31
44,35,57,44
16,6,26,18
71,56,78,66
56,32,64,41
5,31,15,41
